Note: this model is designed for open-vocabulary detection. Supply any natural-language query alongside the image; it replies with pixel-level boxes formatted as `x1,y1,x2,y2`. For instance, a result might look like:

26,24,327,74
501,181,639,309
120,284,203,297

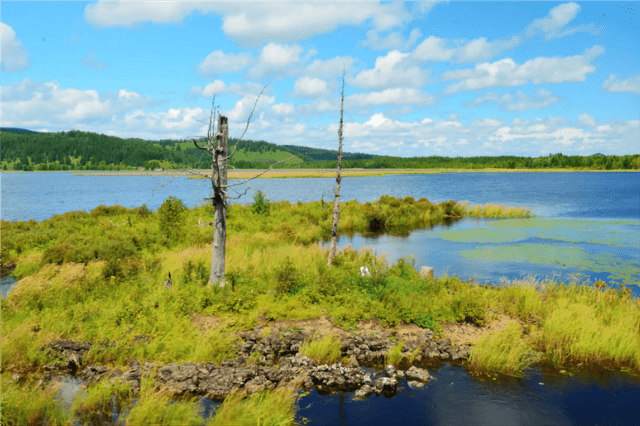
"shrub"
251,190,271,216
274,256,299,294
136,204,152,218
158,196,186,240
90,204,129,217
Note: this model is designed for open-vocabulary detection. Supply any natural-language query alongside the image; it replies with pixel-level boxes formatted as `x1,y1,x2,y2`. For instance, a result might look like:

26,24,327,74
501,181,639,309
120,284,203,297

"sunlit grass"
300,335,343,365
467,320,536,377
0,375,72,426
207,389,297,426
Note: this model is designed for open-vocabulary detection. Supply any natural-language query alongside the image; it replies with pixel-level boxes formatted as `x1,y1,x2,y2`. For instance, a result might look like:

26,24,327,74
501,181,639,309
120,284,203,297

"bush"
90,204,129,217
274,256,299,294
158,196,186,241
251,190,271,216
136,204,152,218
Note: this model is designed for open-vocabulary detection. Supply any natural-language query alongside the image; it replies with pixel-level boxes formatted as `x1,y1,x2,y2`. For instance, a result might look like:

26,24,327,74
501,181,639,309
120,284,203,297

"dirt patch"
190,314,221,332
261,316,351,341
440,314,522,346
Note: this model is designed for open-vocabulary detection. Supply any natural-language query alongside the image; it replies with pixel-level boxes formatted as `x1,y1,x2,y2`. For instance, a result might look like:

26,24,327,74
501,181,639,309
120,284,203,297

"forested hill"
1,128,639,171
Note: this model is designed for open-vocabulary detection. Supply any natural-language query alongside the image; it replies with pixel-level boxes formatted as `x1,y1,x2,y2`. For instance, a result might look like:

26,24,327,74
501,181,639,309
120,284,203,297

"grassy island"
1,196,638,425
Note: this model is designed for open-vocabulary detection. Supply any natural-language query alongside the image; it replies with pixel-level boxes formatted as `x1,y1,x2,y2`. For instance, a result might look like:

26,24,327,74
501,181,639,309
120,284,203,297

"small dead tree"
191,90,293,286
327,71,346,266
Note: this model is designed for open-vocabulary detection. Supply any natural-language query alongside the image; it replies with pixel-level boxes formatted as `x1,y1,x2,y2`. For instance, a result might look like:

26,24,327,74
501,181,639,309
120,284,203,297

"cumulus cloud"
85,2,412,47
347,88,435,107
293,77,329,98
351,50,428,89
304,56,355,79
1,22,31,72
82,51,108,69
362,28,422,51
222,94,275,123
577,113,597,128
2,79,152,128
442,45,605,93
465,89,561,111
602,74,640,95
190,80,266,98
412,35,521,64
523,2,602,41
247,43,310,79
197,50,254,76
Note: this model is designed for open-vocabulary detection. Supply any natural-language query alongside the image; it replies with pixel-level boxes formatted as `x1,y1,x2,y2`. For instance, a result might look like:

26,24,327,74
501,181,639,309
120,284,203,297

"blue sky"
2,1,639,157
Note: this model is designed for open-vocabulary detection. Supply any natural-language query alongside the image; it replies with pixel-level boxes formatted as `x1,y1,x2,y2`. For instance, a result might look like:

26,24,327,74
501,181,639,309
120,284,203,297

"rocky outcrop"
42,326,472,401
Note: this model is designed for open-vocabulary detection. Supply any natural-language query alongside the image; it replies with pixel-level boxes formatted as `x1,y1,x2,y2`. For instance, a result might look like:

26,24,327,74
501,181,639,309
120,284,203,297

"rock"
419,266,434,279
244,376,275,395
405,366,430,383
384,365,396,378
372,377,398,395
396,370,405,380
355,384,374,399
407,380,425,388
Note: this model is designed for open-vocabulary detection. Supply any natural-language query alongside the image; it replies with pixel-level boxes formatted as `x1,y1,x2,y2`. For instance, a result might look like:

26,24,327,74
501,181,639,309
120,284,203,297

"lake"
2,171,639,296
2,170,640,424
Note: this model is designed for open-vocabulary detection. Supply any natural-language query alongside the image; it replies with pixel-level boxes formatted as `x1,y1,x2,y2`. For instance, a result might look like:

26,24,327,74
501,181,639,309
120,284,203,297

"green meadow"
1,195,638,425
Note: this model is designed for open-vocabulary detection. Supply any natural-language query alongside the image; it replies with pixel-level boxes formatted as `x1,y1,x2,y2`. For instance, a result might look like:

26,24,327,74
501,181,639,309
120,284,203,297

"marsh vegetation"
1,195,638,425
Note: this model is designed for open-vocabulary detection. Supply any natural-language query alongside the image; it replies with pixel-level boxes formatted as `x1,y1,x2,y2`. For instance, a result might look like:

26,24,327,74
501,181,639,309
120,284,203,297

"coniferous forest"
1,127,639,171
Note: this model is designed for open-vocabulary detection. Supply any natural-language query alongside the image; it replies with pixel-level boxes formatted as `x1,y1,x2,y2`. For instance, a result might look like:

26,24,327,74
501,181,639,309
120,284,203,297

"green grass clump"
386,341,406,368
467,320,536,377
207,389,297,426
71,379,132,423
125,377,202,426
0,375,72,426
300,335,343,365
537,289,640,369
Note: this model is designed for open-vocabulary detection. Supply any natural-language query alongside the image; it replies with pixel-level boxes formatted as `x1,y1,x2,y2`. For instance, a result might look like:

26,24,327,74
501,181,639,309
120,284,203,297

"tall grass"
207,389,297,426
0,376,72,426
299,335,343,365
467,320,536,376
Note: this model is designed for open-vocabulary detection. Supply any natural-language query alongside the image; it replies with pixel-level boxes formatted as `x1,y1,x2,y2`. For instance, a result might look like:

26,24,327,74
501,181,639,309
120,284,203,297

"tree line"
1,128,638,171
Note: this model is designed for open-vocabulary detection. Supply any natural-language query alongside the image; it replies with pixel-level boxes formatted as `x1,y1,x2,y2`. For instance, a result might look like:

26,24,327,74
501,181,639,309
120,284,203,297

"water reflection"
295,364,640,426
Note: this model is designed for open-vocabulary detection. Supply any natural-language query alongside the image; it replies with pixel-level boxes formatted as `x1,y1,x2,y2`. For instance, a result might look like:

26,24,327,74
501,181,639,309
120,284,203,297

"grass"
299,335,343,365
386,341,406,368
0,376,72,426
207,389,297,426
0,195,638,423
467,320,536,377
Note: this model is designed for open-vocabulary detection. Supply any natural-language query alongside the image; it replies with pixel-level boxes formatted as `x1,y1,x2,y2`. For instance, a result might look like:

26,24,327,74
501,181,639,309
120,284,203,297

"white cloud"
465,89,561,111
304,56,355,79
197,51,254,76
362,28,422,51
412,36,455,62
577,113,597,128
271,103,295,116
85,2,412,47
523,2,602,41
351,50,428,89
347,88,435,107
442,46,604,93
1,23,30,72
602,74,640,95
293,77,329,98
222,94,275,123
190,80,266,98
2,79,152,128
82,51,108,69
412,34,522,64
247,43,308,79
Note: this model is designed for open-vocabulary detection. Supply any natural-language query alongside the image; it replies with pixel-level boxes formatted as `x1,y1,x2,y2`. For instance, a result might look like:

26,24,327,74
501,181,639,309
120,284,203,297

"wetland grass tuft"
300,335,343,365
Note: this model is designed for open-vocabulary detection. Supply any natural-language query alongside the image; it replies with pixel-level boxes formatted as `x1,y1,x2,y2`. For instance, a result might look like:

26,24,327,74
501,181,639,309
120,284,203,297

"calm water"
2,171,640,424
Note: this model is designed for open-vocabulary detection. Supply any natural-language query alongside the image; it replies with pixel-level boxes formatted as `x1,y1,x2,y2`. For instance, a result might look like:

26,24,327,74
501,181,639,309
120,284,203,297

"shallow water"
295,364,640,426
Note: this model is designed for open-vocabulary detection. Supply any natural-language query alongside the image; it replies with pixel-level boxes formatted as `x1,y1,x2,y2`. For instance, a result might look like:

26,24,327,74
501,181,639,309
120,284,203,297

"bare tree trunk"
210,115,228,286
327,72,345,266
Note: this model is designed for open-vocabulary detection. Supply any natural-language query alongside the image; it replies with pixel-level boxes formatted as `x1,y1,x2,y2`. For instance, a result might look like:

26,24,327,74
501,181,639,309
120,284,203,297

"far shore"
9,167,630,178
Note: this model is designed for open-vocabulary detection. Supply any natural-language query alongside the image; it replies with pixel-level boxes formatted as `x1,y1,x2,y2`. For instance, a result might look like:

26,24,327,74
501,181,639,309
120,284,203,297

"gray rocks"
405,366,431,383
372,377,398,395
310,363,369,394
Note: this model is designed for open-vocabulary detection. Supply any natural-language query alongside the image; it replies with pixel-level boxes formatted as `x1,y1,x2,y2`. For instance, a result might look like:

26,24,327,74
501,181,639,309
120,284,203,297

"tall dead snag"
194,111,229,285
327,71,346,266
192,90,293,286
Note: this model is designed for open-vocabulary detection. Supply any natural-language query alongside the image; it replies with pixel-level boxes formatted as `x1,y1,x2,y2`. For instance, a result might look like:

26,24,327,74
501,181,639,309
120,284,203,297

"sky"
1,1,639,158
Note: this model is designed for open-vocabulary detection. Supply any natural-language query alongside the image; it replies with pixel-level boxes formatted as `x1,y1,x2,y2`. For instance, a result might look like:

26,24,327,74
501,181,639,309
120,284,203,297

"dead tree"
327,71,346,266
191,91,293,286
